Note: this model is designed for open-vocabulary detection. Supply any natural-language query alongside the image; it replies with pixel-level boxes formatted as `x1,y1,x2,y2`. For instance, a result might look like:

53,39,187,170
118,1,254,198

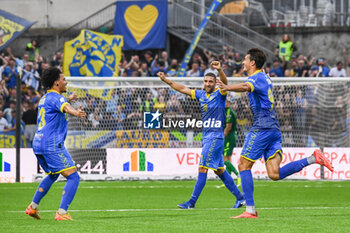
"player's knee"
198,167,208,173
268,173,280,181
67,172,80,184
214,169,225,176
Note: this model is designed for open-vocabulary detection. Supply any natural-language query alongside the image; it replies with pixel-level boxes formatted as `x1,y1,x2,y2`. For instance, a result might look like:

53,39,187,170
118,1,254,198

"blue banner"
114,0,167,50
178,0,222,77
0,131,29,148
0,9,35,51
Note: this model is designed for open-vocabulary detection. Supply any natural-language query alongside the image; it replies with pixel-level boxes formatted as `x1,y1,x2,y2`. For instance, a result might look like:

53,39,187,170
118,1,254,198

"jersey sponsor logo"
60,97,65,103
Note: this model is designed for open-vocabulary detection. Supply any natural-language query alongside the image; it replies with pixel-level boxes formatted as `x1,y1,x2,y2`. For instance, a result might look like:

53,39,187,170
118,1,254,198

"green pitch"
1,180,350,233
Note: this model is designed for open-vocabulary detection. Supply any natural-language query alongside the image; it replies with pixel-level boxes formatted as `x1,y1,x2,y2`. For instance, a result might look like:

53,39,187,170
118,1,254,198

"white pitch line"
8,206,350,213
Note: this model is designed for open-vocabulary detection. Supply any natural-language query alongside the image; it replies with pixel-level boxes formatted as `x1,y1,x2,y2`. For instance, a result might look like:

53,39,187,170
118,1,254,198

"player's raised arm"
217,79,251,93
211,61,227,85
63,105,86,119
157,72,192,96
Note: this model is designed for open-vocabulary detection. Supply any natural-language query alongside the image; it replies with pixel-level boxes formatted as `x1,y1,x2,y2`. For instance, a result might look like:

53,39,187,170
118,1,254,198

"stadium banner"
323,148,350,180
116,130,169,148
0,131,29,148
63,29,123,77
66,130,116,149
177,0,223,77
114,0,167,50
0,149,37,183
0,9,35,51
106,147,349,180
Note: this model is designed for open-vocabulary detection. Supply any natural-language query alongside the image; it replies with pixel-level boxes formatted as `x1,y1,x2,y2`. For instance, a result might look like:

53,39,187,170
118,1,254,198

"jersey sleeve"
246,73,267,93
51,95,68,113
191,89,203,100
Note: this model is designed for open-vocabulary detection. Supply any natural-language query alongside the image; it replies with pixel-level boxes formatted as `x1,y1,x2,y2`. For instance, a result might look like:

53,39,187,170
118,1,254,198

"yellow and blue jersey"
191,88,226,139
33,90,69,154
245,70,280,130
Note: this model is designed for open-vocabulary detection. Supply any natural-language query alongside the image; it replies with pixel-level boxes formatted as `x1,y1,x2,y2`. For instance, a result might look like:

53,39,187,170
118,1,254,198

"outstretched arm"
217,79,251,93
157,72,192,96
211,61,227,85
63,104,86,119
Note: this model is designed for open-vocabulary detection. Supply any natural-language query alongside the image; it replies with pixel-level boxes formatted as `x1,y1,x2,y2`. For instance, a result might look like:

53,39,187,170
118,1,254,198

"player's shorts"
199,137,224,171
223,133,237,156
35,148,76,175
241,129,282,163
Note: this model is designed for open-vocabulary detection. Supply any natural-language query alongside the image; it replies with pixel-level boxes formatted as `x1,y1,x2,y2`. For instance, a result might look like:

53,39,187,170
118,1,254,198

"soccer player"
25,67,86,221
217,48,334,218
157,61,245,209
222,98,241,187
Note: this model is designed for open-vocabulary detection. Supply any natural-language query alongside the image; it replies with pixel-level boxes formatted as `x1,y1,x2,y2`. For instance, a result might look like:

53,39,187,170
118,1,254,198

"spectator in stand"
203,62,219,77
26,87,40,106
275,34,297,67
329,61,346,77
114,104,126,130
138,62,149,77
311,58,329,77
22,62,40,90
26,39,39,62
0,55,8,79
270,60,284,77
167,94,185,116
152,60,167,76
6,48,29,69
3,100,15,123
0,96,5,111
50,51,63,68
222,62,232,77
125,55,140,76
186,62,200,77
22,101,37,146
88,107,103,129
167,59,178,77
160,51,170,69
154,95,166,113
143,51,153,75
0,80,9,100
0,110,8,132
295,59,309,77
3,58,18,89
342,48,350,76
140,92,154,112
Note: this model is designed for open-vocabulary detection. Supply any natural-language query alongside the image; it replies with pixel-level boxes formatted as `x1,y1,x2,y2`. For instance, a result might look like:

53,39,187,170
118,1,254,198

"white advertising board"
106,147,336,180
0,149,37,183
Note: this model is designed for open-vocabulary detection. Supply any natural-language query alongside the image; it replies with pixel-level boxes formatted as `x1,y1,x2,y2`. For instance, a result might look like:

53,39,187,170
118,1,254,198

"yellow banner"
116,130,169,148
63,29,123,77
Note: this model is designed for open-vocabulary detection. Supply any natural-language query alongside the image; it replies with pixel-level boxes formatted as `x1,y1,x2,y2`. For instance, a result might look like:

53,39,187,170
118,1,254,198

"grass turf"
1,180,350,233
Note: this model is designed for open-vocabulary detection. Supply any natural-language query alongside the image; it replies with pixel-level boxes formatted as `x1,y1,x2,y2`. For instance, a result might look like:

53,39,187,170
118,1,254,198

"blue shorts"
199,137,224,171
241,129,282,163
35,148,76,175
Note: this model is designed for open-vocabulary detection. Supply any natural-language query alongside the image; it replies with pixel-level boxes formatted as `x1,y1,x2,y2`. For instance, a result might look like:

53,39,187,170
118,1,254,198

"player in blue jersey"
218,48,334,218
25,67,86,221
157,61,245,209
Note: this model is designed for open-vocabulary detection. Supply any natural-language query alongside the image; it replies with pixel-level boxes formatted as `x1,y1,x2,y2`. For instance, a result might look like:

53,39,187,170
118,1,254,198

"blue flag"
114,0,167,50
0,9,35,51
178,0,222,77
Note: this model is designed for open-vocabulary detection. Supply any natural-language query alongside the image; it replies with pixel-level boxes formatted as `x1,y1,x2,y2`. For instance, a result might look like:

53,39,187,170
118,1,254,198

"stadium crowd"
0,36,349,148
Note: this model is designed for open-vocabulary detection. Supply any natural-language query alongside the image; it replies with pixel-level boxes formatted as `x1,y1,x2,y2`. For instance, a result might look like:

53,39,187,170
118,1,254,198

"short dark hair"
42,67,61,90
337,61,343,66
247,48,266,69
204,72,216,80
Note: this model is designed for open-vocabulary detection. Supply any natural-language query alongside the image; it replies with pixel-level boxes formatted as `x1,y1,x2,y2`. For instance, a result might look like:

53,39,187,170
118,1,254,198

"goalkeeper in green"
222,98,241,187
